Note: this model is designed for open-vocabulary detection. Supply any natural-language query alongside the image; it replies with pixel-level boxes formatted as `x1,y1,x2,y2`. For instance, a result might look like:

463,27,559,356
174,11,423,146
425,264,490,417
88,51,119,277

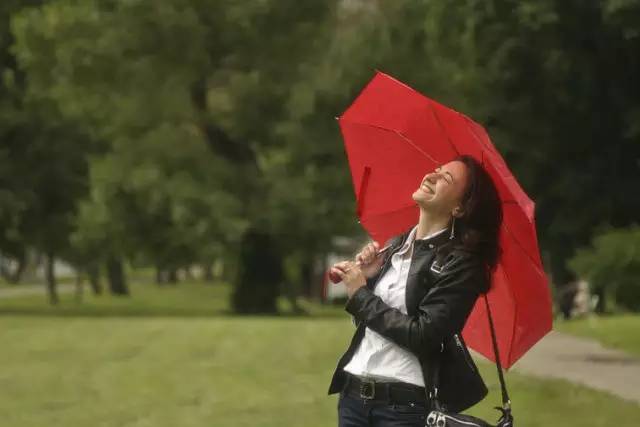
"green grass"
0,281,234,317
555,314,640,358
0,279,345,318
0,282,638,426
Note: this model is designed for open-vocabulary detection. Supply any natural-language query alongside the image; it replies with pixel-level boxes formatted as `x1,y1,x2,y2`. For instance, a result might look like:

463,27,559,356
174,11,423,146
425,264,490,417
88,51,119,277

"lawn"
555,314,640,358
0,281,638,427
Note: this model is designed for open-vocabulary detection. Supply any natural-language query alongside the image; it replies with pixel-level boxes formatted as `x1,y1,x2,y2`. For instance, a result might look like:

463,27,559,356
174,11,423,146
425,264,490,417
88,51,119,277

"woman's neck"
415,208,451,240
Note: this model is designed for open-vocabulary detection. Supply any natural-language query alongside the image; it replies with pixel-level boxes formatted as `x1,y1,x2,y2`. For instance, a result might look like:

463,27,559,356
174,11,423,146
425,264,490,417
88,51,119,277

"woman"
327,154,502,427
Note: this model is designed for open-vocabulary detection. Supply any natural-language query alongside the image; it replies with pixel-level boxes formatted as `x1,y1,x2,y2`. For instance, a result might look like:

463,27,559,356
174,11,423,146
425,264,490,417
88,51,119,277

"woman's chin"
412,192,432,203
412,195,428,207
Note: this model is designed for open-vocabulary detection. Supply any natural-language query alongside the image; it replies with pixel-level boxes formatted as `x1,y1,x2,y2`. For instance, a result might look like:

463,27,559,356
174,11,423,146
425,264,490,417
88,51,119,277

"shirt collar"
409,224,448,241
399,224,449,252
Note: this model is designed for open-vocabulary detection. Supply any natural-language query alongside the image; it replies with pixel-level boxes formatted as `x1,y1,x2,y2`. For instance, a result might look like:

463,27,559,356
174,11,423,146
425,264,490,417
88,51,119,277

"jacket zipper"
454,334,476,372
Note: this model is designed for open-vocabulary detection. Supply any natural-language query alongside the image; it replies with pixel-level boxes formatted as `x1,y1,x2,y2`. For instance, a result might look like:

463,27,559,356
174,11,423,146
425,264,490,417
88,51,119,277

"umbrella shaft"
355,244,391,267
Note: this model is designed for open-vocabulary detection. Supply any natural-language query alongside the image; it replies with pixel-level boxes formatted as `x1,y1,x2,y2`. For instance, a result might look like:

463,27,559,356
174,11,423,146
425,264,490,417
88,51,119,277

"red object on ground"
336,71,552,369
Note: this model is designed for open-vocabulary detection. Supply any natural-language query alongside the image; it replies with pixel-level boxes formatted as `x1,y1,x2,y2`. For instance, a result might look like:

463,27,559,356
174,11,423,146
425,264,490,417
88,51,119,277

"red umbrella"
337,71,552,369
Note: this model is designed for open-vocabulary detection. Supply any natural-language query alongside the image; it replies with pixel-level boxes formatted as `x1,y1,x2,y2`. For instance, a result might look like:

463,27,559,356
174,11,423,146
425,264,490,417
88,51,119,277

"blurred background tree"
1,0,638,313
569,226,640,313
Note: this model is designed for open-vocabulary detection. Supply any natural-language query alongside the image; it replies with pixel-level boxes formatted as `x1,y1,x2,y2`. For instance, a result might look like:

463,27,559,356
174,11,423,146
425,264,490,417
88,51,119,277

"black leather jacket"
327,224,489,406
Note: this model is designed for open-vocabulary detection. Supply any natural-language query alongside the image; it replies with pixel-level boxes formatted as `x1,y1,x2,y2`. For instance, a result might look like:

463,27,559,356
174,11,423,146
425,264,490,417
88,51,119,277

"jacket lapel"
367,226,454,316
405,228,455,316
369,229,412,291
405,250,437,316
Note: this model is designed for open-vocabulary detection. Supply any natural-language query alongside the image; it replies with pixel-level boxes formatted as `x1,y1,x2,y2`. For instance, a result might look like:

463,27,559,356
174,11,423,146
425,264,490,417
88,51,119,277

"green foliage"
11,1,341,301
4,0,640,306
1,0,96,287
569,226,640,311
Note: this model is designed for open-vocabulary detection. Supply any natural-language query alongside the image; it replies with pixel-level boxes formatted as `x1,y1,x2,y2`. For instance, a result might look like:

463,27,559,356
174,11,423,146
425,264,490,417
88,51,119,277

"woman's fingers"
357,242,380,265
333,260,351,271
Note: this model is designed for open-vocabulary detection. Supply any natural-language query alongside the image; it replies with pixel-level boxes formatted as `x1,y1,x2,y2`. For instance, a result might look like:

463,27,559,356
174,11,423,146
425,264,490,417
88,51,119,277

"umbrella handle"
328,244,392,284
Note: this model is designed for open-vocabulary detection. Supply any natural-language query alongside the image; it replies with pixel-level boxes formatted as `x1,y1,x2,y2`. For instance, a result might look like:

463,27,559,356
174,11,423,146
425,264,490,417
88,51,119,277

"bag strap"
483,294,511,410
424,294,511,412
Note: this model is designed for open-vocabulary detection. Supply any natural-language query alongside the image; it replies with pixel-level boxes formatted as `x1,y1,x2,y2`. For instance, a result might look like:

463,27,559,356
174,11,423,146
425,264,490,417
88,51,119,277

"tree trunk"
87,265,102,295
45,252,58,305
300,252,316,298
594,286,607,314
314,253,328,303
282,280,305,314
106,256,129,295
10,252,26,283
168,268,178,284
155,266,166,285
74,269,83,303
190,77,255,164
203,262,214,282
557,282,578,320
232,228,282,314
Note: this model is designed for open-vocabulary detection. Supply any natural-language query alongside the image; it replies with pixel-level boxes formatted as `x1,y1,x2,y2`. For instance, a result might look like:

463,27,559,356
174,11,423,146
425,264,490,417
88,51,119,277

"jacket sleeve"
344,251,484,357
350,236,401,328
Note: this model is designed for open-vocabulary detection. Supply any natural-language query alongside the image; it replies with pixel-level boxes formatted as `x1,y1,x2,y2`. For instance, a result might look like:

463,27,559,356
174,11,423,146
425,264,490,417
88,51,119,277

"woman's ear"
453,207,465,218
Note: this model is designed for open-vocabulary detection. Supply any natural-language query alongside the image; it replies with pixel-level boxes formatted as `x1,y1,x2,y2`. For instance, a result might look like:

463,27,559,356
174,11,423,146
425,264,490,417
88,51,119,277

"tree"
1,0,94,303
569,226,640,313
12,0,340,312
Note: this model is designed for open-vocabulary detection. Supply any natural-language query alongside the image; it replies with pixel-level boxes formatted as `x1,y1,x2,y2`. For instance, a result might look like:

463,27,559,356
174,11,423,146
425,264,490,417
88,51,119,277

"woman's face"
412,160,469,215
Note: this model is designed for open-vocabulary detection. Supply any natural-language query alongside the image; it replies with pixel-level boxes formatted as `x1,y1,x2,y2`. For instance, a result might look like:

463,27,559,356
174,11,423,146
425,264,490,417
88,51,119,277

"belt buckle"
359,378,375,399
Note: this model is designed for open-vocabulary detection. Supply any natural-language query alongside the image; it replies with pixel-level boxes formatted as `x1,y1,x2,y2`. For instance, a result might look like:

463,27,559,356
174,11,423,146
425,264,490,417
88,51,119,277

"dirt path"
500,330,640,404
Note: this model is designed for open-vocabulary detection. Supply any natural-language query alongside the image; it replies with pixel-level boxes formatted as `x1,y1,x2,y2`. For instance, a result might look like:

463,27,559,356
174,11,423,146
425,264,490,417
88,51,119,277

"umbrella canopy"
337,71,552,369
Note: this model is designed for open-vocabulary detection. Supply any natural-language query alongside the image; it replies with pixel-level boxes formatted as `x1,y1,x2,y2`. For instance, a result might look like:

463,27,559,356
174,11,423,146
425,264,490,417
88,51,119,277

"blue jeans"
337,389,428,427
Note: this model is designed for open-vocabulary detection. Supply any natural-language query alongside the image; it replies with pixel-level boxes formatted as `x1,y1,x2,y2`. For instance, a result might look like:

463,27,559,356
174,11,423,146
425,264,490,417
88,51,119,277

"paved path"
500,330,640,404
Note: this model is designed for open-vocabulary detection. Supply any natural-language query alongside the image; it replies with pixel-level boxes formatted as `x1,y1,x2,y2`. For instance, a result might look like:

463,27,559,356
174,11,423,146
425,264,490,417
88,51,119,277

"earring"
449,216,456,240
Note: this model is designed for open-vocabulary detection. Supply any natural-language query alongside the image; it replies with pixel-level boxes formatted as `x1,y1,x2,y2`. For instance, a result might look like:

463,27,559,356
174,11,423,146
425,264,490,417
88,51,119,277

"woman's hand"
355,242,385,278
329,261,367,298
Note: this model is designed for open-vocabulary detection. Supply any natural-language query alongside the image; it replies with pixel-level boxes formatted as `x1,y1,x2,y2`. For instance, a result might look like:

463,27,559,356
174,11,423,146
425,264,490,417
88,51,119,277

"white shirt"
343,224,448,387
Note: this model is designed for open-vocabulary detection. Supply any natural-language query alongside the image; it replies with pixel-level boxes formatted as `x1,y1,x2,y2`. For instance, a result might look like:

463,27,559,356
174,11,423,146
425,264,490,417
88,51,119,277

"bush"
568,225,640,312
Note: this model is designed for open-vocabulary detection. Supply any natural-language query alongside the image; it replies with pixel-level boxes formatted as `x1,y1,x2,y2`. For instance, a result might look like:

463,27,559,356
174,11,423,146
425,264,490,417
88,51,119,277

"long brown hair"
453,155,503,271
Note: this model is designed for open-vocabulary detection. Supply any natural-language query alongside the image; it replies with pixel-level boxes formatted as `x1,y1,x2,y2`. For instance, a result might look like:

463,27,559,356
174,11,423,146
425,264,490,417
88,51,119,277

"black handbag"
422,295,514,427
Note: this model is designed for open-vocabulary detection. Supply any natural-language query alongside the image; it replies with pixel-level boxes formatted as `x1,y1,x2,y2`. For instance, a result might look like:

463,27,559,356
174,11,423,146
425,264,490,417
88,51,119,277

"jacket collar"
396,223,456,252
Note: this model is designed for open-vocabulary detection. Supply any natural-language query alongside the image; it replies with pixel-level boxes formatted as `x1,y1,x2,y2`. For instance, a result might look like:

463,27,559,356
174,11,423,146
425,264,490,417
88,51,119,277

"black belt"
342,372,428,405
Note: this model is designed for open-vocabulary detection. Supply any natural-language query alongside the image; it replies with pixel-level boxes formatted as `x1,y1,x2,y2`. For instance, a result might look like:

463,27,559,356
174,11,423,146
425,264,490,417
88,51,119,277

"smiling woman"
328,154,503,427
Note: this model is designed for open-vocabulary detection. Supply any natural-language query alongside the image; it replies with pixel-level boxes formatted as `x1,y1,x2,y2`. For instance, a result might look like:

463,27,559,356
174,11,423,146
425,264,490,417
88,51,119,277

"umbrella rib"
426,100,459,156
394,131,441,164
494,260,520,370
463,116,496,154
356,166,372,218
339,119,441,165
501,220,546,273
